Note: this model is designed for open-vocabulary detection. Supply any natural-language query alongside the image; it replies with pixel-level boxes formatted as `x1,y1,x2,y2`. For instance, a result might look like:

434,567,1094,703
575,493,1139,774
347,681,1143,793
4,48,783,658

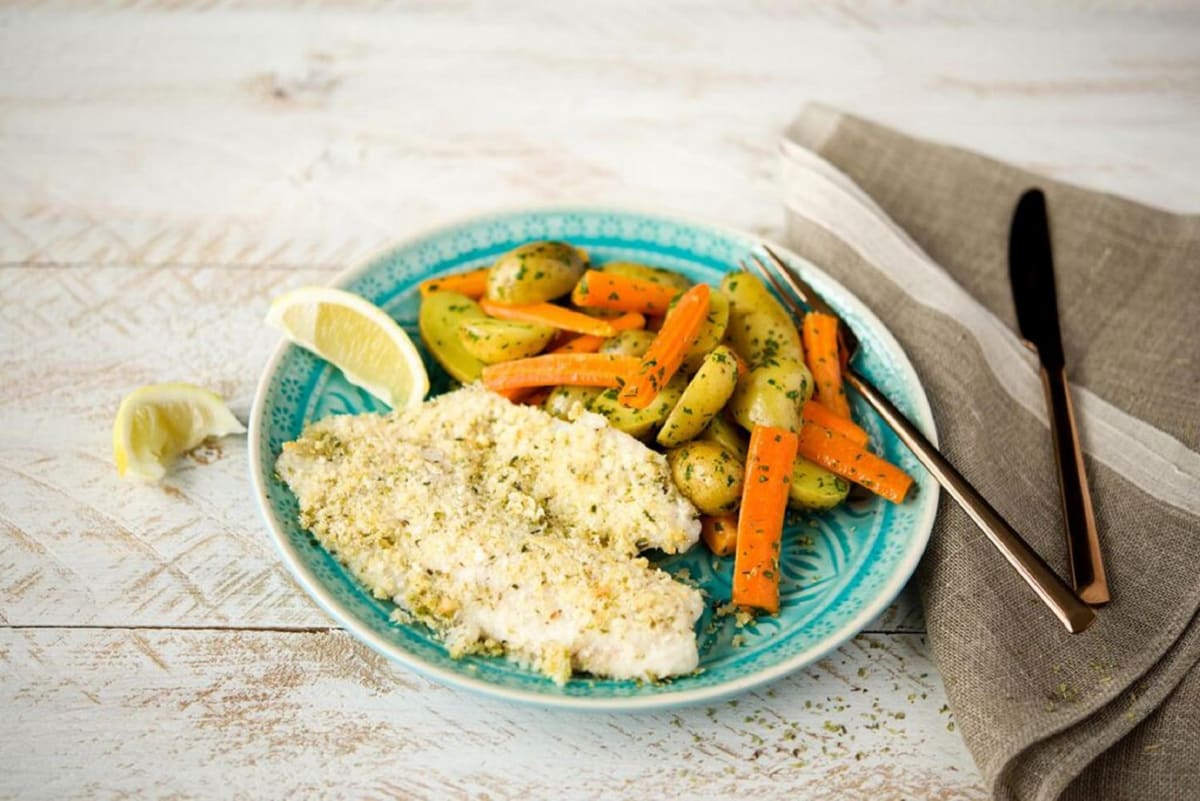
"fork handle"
845,368,1096,634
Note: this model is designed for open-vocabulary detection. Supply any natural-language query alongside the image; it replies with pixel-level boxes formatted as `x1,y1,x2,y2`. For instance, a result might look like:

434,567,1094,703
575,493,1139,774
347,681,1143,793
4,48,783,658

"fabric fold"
779,104,1200,801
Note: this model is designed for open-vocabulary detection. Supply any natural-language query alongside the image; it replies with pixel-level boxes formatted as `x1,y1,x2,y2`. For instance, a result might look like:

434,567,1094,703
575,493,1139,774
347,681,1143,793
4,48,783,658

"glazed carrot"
795,422,912,503
551,313,646,354
802,399,868,447
501,314,647,402
550,335,604,355
802,312,851,418
595,311,649,333
493,386,530,402
482,353,638,392
480,299,616,337
571,270,678,316
619,284,711,409
701,514,739,557
733,425,799,614
418,267,489,299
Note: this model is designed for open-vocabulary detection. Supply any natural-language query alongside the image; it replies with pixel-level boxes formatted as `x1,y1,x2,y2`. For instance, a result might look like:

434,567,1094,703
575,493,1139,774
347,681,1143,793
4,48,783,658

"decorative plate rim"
248,205,939,711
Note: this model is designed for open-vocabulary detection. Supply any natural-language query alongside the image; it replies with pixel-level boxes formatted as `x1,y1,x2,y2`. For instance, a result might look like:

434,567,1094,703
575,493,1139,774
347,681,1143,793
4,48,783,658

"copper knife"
1008,188,1110,605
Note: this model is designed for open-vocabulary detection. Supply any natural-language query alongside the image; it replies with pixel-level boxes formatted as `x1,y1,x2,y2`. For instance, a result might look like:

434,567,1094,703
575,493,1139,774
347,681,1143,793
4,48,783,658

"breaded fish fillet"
276,385,703,684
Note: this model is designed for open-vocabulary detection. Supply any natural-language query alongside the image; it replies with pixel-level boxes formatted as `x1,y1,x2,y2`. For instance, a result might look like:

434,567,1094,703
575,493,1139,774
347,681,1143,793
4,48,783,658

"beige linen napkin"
779,104,1200,801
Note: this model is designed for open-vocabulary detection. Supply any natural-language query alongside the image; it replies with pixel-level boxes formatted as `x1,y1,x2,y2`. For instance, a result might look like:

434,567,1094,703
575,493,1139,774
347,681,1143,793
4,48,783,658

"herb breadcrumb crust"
277,385,704,684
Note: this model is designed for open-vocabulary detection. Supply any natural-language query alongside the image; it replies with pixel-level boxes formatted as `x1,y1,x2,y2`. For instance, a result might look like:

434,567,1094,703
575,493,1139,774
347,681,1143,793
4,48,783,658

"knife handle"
1041,365,1110,605
845,368,1096,634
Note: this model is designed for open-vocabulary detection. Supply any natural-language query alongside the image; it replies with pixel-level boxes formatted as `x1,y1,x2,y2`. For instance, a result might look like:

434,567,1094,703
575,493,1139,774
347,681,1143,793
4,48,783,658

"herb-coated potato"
657,345,740,448
789,457,851,510
700,414,747,461
719,271,793,323
542,385,600,420
418,291,488,383
667,440,745,516
601,261,692,291
457,318,556,364
486,241,587,305
598,329,657,358
587,374,686,439
728,360,813,433
724,308,804,368
682,290,730,372
719,273,803,366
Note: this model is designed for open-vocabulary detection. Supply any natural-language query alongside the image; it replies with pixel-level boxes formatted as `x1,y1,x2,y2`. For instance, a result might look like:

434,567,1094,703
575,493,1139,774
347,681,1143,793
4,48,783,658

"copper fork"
746,246,1095,634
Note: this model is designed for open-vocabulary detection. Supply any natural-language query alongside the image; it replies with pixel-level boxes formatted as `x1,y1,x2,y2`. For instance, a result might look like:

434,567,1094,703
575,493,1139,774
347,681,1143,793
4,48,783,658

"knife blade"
1009,191,1066,369
1009,188,1110,605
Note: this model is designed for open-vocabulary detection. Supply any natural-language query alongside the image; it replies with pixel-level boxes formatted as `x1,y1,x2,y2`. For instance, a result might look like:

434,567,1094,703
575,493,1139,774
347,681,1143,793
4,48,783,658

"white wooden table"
3,3,1196,798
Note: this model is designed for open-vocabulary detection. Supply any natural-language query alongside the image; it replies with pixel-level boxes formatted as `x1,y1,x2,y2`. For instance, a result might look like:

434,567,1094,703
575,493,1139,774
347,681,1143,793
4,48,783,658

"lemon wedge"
113,383,246,481
266,286,429,410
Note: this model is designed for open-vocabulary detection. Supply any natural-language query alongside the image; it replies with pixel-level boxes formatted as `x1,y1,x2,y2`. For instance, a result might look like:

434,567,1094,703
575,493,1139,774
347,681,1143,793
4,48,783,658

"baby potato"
789,457,851,510
682,291,730,372
725,308,804,368
719,273,803,366
418,291,488,383
542,385,600,420
587,374,686,439
486,241,587,305
457,318,556,364
667,440,745,516
657,345,740,448
602,261,692,291
719,271,792,321
598,329,657,358
728,360,813,433
700,414,748,462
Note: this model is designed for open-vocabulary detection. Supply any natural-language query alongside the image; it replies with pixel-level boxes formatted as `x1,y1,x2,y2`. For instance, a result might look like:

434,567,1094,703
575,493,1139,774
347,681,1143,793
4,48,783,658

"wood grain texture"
0,628,983,801
0,2,1197,269
3,1,1196,797
1,266,329,627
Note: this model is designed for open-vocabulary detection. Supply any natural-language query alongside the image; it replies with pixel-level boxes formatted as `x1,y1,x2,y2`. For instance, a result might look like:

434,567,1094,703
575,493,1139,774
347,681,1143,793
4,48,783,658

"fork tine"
760,245,837,319
752,246,860,360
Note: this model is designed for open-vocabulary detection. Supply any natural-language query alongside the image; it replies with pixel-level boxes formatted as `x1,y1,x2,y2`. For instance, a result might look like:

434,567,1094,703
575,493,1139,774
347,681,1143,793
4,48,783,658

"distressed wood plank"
0,2,1196,268
0,265,335,628
0,264,926,630
2,2,1195,795
0,627,984,800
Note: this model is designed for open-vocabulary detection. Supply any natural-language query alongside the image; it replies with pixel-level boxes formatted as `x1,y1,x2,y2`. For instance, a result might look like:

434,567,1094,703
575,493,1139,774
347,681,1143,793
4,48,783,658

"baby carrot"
550,335,605,355
801,399,868,447
795,422,912,503
480,299,616,337
419,267,489,299
802,312,851,418
732,425,798,614
550,312,647,354
571,270,679,316
482,353,638,392
493,386,529,402
701,514,739,557
619,284,710,409
501,313,646,403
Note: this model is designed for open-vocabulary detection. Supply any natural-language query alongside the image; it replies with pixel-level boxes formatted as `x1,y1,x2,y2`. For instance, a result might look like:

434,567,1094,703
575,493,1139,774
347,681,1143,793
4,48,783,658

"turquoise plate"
248,208,938,710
